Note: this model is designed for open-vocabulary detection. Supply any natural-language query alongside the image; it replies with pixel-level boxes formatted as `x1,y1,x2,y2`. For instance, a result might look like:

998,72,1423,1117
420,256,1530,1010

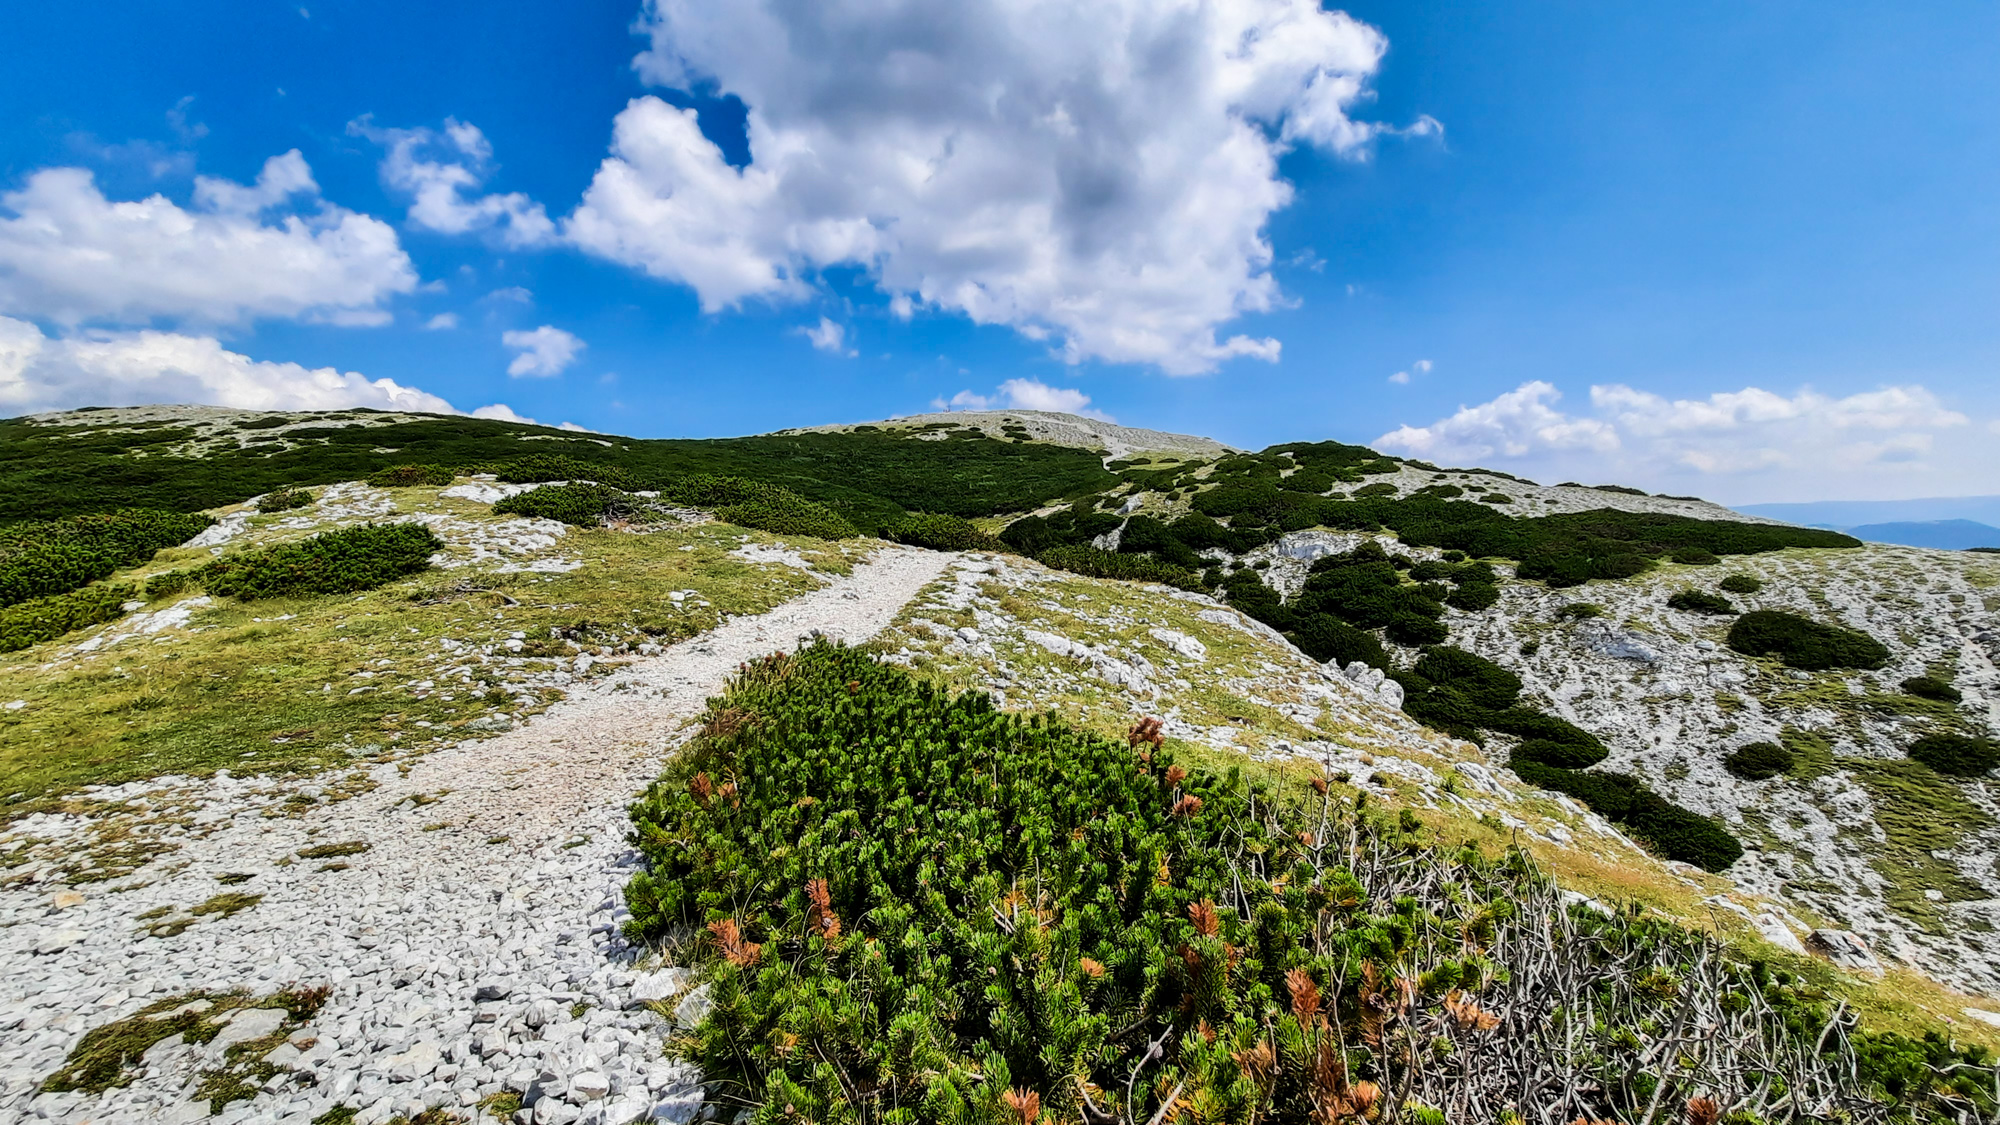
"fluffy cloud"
1388,358,1432,385
931,377,1109,420
502,325,584,377
350,117,556,248
424,312,459,330
1376,381,1618,460
566,0,1424,374
1377,380,1984,501
797,317,856,356
0,315,452,414
0,153,417,327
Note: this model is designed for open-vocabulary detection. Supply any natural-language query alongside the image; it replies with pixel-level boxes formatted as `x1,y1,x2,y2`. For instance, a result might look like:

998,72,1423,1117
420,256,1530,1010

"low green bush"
1726,610,1890,671
1445,582,1500,612
1666,589,1735,615
1724,741,1793,781
1512,738,1610,770
0,584,134,653
1907,735,1999,777
662,475,857,539
255,488,314,513
0,509,213,609
1351,482,1398,499
1555,602,1603,621
1900,676,1961,703
493,483,631,528
622,643,1943,1123
1039,545,1199,588
1718,574,1764,594
881,513,1007,553
364,464,457,488
1286,614,1387,669
198,524,442,601
1671,547,1719,565
489,455,642,491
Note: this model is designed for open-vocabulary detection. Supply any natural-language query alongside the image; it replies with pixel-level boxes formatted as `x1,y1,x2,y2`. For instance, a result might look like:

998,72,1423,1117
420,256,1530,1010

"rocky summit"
2,406,1996,1125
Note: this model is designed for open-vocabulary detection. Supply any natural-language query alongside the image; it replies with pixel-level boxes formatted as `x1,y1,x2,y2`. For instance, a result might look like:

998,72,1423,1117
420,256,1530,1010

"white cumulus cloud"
350,117,556,248
0,153,417,327
0,315,452,415
424,312,459,330
1376,381,1618,460
1377,380,1986,502
797,316,856,356
502,325,584,377
564,0,1428,374
1388,357,1432,385
931,377,1109,420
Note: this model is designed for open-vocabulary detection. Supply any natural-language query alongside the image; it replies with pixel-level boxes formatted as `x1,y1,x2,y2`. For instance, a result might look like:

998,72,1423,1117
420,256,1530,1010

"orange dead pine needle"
1444,990,1501,1032
1079,958,1107,979
1189,898,1221,937
1685,1097,1721,1125
1003,1088,1040,1125
1128,716,1165,749
1165,765,1187,786
707,918,762,968
690,772,715,806
806,878,843,941
1286,967,1323,1022
1170,794,1204,818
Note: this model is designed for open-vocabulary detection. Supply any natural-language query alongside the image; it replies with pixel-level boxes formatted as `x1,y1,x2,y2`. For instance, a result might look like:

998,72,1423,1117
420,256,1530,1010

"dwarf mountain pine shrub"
1727,610,1890,671
197,524,442,601
1037,545,1200,588
0,584,136,653
1718,574,1765,594
1724,741,1794,781
625,642,1981,1125
493,483,634,528
882,512,1007,553
1667,589,1736,615
0,509,212,609
488,455,643,491
255,488,314,513
364,464,457,488
1907,734,2000,777
662,475,857,539
1900,676,1962,703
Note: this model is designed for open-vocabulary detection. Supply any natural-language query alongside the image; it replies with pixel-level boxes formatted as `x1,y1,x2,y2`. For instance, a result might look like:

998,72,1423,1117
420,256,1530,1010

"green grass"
0,506,856,816
1840,759,1990,933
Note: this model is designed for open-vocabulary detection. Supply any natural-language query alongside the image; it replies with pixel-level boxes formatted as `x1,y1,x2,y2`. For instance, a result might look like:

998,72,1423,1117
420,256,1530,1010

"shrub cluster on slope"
254,488,314,513
1667,588,1736,615
0,413,1115,527
365,464,456,488
1726,610,1891,671
0,585,136,654
881,512,1007,553
661,475,857,539
1394,646,1743,871
1725,742,1795,781
1907,735,2000,778
492,483,642,528
0,509,213,608
625,643,1988,1125
194,524,443,601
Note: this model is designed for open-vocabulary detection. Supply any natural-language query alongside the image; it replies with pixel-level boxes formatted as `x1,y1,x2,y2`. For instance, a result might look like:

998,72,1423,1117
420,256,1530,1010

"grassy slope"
0,482,863,819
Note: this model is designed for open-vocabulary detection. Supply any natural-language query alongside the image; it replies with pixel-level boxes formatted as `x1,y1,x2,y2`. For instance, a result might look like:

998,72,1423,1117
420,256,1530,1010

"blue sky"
1,0,1994,503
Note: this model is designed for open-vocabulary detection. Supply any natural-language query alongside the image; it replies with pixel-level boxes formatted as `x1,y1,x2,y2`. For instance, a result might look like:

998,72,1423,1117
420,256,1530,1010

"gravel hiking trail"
0,545,954,1125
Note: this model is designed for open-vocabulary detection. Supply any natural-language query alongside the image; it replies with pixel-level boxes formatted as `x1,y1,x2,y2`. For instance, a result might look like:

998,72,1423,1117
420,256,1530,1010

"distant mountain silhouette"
1735,495,2000,528
1841,518,2000,550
